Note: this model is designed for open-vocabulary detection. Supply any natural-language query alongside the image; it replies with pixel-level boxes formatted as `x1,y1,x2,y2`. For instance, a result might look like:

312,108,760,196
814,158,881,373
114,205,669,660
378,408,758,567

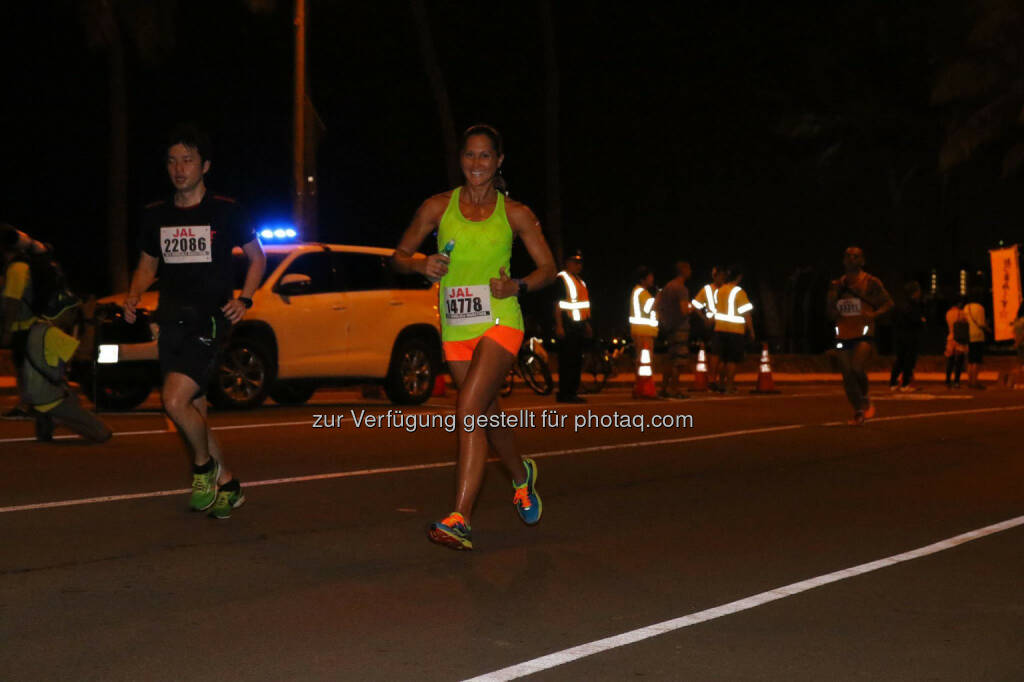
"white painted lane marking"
820,404,1024,427
528,424,803,458
3,404,1023,513
0,425,802,514
0,391,838,444
463,514,1024,681
0,419,317,444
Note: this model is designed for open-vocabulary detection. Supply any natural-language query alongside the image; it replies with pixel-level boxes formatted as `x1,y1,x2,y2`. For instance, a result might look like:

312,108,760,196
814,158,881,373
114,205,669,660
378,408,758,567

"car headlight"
97,345,119,364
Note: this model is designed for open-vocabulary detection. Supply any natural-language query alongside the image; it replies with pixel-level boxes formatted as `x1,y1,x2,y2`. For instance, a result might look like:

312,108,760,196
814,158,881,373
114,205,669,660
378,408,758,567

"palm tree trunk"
410,0,459,187
539,0,563,262
107,25,129,293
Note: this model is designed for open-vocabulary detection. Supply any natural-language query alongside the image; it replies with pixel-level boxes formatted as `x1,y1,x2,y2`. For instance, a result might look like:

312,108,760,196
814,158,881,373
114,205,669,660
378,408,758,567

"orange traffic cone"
431,373,448,397
751,343,780,394
692,342,709,391
633,345,658,398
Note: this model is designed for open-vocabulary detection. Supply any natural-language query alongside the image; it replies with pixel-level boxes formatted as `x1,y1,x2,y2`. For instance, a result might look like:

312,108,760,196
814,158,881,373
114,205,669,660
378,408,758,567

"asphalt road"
1,384,1023,681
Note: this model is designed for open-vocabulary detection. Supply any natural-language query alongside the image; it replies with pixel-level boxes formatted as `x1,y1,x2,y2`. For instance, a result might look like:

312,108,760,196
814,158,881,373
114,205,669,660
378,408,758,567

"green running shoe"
208,484,246,520
189,461,220,511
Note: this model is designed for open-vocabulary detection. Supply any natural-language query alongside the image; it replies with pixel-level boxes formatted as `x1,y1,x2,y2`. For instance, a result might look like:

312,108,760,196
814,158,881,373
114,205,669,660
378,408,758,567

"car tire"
384,336,436,405
269,382,316,405
209,337,277,410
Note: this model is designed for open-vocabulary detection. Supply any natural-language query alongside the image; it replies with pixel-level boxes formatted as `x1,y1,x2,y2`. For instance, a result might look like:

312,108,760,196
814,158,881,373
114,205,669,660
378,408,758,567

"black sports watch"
516,279,528,297
238,296,253,309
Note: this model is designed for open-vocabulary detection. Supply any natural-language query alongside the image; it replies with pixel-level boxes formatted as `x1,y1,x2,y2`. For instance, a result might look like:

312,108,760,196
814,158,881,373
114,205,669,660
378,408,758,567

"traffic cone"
633,346,658,398
692,342,709,391
431,373,448,397
751,343,780,394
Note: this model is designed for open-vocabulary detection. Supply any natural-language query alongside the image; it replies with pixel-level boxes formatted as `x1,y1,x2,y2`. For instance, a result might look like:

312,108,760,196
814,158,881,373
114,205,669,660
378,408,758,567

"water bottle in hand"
428,239,455,282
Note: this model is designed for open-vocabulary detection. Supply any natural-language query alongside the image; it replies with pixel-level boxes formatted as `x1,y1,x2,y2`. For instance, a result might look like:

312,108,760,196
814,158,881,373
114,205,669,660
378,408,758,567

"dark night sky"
2,1,1021,341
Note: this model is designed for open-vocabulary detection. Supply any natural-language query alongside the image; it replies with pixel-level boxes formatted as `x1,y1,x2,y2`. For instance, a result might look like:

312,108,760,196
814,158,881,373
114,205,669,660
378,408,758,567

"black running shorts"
713,331,745,363
158,312,227,396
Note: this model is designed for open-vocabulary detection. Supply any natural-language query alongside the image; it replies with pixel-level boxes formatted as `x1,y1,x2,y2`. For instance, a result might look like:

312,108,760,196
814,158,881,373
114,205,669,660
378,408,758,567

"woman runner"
392,124,556,550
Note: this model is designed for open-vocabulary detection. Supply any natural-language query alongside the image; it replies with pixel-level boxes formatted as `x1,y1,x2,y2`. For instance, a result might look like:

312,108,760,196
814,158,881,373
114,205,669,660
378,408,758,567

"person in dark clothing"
656,260,692,398
889,281,926,391
945,297,968,388
123,124,266,519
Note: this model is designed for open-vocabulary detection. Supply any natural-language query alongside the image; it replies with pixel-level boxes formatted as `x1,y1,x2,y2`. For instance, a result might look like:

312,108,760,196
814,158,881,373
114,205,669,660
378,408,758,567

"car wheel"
269,382,316,405
209,337,276,409
385,336,435,405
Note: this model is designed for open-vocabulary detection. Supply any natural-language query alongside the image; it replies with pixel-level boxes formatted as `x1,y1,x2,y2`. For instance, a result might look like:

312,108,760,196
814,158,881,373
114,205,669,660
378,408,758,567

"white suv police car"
75,243,442,410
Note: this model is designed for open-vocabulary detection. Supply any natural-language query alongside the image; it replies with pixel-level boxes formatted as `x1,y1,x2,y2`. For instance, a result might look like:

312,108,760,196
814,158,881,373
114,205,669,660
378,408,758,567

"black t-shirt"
139,193,255,320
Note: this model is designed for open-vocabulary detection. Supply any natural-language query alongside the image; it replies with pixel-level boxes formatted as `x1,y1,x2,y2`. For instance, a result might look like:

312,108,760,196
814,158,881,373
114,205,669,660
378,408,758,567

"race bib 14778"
161,225,212,264
443,284,493,326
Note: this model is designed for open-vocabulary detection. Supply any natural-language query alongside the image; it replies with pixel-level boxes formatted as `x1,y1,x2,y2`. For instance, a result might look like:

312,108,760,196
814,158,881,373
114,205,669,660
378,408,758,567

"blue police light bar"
258,224,298,242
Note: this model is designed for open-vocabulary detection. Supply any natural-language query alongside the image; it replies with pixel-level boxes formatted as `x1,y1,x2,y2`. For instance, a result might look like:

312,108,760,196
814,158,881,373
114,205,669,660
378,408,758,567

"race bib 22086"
443,284,492,326
161,225,212,264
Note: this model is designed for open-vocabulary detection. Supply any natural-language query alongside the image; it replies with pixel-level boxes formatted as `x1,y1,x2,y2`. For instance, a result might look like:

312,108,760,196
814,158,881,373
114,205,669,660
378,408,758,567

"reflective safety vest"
556,270,591,322
711,283,752,335
629,285,658,338
690,284,719,323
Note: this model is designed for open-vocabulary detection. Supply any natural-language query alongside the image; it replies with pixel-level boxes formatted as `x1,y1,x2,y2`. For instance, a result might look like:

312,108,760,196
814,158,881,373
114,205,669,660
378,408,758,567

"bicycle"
579,337,631,394
500,337,554,396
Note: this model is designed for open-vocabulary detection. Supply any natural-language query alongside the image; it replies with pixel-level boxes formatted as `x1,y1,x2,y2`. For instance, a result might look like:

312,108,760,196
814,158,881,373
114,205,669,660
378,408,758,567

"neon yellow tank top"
437,187,523,341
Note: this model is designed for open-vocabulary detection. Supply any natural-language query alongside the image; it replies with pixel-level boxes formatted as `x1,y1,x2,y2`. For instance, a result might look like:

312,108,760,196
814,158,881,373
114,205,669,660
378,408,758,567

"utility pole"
293,0,316,240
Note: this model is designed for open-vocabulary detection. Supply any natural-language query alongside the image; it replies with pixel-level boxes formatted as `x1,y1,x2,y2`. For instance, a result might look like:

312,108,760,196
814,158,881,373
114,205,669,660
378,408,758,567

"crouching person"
21,291,111,443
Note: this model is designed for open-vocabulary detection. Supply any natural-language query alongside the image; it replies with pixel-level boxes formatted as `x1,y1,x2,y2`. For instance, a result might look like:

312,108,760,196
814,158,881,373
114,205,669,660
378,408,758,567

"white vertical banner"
989,245,1022,342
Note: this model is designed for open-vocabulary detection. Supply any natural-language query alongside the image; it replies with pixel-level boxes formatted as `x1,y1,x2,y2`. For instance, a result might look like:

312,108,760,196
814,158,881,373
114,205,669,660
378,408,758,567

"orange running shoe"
428,512,473,550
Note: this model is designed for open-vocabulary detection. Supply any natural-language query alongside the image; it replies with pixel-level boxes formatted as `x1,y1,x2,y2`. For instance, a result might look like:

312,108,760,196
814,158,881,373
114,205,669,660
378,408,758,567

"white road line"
820,403,1024,427
868,404,1024,423
463,514,1024,681
0,424,802,514
528,424,803,458
0,419,316,444
3,404,1023,513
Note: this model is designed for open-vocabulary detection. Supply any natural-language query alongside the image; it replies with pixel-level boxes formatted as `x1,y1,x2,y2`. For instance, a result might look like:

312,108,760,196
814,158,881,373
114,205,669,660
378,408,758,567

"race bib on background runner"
443,285,492,326
836,297,862,316
160,225,212,264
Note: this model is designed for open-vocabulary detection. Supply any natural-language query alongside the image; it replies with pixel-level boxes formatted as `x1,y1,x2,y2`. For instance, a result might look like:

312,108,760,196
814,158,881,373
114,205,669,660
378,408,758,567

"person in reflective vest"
554,249,591,403
690,265,727,389
20,291,111,443
827,246,893,425
711,265,755,393
629,265,658,398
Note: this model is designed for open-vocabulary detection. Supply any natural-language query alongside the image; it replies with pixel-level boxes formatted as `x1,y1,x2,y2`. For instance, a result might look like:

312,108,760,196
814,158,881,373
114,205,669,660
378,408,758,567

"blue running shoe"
513,458,542,525
428,512,473,550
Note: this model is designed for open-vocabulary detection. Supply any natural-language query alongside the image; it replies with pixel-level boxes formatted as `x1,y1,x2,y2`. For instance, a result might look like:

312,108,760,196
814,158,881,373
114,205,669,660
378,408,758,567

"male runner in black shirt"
123,124,266,518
